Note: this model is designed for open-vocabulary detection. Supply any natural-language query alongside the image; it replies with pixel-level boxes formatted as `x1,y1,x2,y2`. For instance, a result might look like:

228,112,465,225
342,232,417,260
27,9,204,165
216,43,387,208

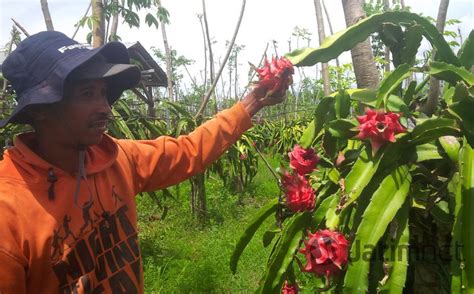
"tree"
200,0,217,113
341,0,380,89
155,0,174,102
91,0,105,47
313,0,331,96
383,0,391,72
40,0,54,31
423,0,450,116
108,0,120,41
195,0,247,119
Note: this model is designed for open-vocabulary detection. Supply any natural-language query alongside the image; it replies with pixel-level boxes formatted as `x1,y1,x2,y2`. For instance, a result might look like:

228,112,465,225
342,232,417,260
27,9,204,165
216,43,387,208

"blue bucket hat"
0,31,141,127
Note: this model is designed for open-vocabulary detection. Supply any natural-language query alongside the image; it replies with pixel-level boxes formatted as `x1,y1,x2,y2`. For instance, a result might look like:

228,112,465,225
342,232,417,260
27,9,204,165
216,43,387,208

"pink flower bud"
288,145,319,175
300,230,349,278
356,108,406,154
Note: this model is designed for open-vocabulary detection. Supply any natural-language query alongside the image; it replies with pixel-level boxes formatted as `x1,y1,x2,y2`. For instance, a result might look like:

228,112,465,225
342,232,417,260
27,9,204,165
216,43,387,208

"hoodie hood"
1,132,118,184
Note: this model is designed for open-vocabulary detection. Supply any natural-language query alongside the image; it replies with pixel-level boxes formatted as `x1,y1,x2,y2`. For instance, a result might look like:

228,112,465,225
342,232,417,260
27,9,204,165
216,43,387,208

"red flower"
240,153,248,160
288,145,319,175
282,280,299,294
282,172,315,212
356,108,406,154
300,230,349,278
256,56,294,93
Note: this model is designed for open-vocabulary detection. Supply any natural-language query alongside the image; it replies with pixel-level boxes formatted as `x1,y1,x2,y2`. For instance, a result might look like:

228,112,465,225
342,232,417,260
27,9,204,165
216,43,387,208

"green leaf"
378,201,410,293
376,64,411,108
327,168,341,185
448,100,474,146
139,118,166,137
450,173,463,293
459,30,474,69
325,195,341,230
299,120,316,149
286,11,459,67
380,23,404,54
407,118,460,146
257,212,312,293
428,61,474,86
326,119,359,139
145,12,159,28
442,85,456,105
386,95,410,118
399,24,423,66
343,165,412,293
110,108,136,139
263,229,281,248
335,90,351,119
230,199,280,274
415,143,443,162
348,88,378,103
438,136,460,163
460,140,474,291
299,97,334,148
403,80,417,105
313,194,336,228
342,148,382,210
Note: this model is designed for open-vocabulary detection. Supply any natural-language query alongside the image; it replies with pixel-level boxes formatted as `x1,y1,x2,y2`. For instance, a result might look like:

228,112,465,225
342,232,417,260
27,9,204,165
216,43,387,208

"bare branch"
11,18,30,37
72,2,91,40
195,0,247,119
40,0,55,31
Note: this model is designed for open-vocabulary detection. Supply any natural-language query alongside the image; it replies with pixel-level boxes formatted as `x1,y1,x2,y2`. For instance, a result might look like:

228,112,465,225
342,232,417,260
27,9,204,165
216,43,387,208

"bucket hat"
0,31,141,127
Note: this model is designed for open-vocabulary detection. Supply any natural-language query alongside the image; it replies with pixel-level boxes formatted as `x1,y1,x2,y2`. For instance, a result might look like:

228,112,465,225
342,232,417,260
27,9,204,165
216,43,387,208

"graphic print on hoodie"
0,103,252,294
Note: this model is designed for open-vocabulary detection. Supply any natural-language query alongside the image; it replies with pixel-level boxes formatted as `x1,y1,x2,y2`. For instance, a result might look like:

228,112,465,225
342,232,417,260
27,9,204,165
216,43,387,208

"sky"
0,0,473,93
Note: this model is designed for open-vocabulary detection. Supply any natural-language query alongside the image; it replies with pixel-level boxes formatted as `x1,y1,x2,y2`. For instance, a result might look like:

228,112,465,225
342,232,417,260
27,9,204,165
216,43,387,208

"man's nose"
97,95,112,114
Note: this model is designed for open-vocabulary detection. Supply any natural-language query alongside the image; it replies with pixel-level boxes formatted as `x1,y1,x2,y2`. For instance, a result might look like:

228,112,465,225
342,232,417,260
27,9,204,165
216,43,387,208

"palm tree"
341,0,379,89
155,0,174,102
91,0,105,47
40,0,54,31
423,0,450,116
313,0,331,95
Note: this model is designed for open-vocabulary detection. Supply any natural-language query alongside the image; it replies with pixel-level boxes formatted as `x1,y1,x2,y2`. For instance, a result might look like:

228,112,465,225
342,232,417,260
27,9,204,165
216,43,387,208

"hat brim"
1,42,140,128
68,62,141,105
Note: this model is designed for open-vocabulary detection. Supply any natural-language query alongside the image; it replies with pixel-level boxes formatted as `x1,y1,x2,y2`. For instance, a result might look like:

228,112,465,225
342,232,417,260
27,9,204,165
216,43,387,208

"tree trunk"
108,0,120,42
423,0,450,116
201,0,217,113
383,0,391,73
198,14,208,92
91,0,105,47
234,53,239,100
195,0,246,119
190,173,207,221
341,0,380,89
40,0,54,31
156,0,174,102
314,0,331,95
322,0,342,89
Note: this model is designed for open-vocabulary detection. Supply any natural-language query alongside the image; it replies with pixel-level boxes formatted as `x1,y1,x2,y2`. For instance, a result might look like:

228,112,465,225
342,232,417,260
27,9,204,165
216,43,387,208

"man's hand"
241,85,287,117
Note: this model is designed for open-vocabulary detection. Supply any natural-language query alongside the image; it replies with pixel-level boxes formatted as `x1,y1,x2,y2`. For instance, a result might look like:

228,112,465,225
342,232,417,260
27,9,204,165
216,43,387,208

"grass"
136,155,283,293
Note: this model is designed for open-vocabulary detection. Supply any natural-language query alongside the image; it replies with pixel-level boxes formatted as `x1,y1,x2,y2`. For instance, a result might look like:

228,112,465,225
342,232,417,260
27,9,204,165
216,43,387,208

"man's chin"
80,133,105,147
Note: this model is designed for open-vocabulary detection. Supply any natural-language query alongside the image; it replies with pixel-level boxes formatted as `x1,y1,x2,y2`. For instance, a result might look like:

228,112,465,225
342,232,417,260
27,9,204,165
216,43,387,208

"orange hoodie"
0,103,252,294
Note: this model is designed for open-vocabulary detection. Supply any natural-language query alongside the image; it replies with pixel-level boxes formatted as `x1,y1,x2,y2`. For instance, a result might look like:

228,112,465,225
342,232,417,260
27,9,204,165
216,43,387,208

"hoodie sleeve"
117,102,253,193
0,250,27,294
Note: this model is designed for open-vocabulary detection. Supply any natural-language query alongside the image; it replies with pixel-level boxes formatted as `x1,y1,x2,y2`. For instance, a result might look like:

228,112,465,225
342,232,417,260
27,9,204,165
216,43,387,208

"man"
0,31,287,293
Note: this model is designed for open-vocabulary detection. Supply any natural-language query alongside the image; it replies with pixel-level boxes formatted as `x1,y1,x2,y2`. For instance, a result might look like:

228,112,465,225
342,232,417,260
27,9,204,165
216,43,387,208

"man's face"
40,79,112,147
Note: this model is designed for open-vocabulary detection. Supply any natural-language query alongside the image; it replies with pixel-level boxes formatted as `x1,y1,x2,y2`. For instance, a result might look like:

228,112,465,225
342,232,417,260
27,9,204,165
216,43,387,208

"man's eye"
83,90,94,97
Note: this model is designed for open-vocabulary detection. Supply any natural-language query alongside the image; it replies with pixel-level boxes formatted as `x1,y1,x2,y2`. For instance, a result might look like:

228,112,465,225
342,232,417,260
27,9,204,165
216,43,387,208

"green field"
137,156,282,293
